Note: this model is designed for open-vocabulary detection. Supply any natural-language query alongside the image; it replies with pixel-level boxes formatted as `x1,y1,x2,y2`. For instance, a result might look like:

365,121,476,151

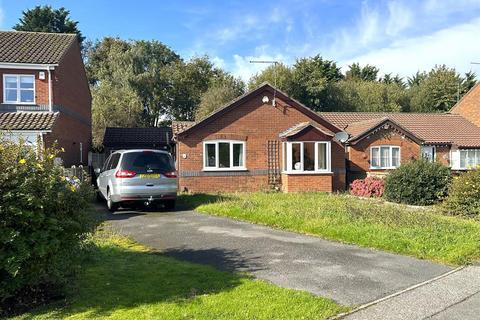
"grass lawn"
12,229,347,320
180,192,480,265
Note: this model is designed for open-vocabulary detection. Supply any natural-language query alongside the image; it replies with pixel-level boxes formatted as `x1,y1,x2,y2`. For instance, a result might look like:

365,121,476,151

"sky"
1,0,480,81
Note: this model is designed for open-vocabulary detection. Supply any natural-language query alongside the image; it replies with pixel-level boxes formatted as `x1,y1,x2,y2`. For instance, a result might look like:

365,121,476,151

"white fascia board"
0,63,57,70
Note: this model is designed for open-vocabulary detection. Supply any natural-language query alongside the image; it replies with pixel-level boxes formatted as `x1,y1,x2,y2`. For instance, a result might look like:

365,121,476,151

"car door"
98,155,112,197
104,153,120,191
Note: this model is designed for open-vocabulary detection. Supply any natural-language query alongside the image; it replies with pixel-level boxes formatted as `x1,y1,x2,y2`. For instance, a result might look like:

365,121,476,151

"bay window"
203,140,245,170
283,141,331,173
3,75,35,104
370,146,400,169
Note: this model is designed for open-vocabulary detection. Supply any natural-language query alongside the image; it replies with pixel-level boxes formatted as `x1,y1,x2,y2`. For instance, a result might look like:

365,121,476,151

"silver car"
95,149,177,211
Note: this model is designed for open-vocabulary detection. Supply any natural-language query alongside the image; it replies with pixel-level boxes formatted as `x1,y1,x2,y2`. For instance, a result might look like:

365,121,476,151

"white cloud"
386,1,413,36
340,17,480,77
230,52,288,81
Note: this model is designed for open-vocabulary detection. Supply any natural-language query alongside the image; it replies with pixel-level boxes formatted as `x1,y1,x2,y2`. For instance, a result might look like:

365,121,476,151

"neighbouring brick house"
173,83,480,193
0,31,91,166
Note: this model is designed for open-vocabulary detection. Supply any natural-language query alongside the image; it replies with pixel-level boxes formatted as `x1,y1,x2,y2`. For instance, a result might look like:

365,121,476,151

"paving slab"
343,266,480,320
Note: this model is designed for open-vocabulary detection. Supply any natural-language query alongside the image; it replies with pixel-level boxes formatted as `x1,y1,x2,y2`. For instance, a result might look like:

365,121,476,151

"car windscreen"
120,151,174,174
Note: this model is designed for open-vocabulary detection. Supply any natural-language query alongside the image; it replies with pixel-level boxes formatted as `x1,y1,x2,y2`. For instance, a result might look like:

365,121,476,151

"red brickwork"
0,69,49,105
451,83,480,127
177,88,346,193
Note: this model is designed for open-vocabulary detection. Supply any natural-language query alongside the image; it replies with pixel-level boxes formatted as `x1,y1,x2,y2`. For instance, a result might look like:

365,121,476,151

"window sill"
2,102,37,105
282,171,333,175
202,168,248,172
369,167,399,170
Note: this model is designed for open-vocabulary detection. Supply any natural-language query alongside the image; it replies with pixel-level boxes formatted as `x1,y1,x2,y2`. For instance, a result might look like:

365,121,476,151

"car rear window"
120,151,174,174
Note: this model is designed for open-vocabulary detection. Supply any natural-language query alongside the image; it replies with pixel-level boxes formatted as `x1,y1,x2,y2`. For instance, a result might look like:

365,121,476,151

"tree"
380,73,405,89
345,63,379,81
290,55,344,111
461,71,477,95
13,5,84,44
248,63,294,93
409,65,467,112
407,71,427,87
332,80,409,112
196,75,245,120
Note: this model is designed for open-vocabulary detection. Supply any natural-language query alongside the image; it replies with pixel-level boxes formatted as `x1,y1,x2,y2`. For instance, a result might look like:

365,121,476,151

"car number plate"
139,173,160,179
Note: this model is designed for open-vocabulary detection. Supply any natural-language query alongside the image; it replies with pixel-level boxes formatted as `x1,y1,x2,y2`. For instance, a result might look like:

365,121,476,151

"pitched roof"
172,121,195,137
279,122,334,138
177,83,341,138
103,127,172,147
0,31,77,64
0,112,58,130
320,112,480,147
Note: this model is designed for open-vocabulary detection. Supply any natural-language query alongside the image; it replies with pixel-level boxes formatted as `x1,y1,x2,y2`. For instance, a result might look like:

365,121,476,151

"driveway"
103,206,451,306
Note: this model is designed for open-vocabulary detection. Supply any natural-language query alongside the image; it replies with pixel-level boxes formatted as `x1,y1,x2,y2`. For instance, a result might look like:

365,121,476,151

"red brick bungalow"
173,83,480,193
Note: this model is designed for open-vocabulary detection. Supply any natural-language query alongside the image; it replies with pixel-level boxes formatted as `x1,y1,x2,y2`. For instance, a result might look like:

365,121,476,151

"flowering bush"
442,169,480,218
0,137,95,312
350,176,385,198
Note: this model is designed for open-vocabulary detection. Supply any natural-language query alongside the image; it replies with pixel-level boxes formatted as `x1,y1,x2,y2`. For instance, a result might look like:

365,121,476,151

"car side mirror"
94,168,101,175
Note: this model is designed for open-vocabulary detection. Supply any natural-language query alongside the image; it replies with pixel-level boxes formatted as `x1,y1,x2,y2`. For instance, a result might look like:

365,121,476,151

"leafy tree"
407,71,427,87
409,65,465,112
13,5,84,44
248,63,294,93
290,55,343,111
380,73,405,89
331,80,409,112
345,63,379,82
196,75,245,120
461,71,477,95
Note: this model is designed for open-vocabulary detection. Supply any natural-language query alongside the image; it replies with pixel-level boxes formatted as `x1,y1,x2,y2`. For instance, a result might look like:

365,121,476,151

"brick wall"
177,89,346,193
450,83,480,127
281,173,333,192
349,128,421,174
0,69,49,105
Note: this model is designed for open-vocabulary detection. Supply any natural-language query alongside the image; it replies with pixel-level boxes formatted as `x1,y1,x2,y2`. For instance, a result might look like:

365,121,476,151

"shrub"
384,159,451,205
442,169,480,218
350,176,385,197
0,138,95,311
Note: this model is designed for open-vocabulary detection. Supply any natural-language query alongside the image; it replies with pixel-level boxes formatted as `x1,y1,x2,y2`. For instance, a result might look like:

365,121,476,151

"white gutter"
0,62,58,70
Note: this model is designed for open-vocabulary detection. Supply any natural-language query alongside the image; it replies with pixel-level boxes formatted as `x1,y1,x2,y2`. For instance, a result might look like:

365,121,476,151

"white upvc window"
283,141,331,174
454,149,480,170
203,140,246,171
370,145,400,169
3,74,35,104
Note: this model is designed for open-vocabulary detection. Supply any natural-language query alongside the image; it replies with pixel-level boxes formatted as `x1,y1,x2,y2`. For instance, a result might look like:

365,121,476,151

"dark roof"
279,122,334,138
0,31,77,64
177,83,341,138
320,112,480,147
103,127,172,147
0,112,58,130
172,121,195,137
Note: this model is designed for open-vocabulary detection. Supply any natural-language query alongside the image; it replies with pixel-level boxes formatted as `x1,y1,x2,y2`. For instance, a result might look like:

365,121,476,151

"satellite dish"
334,131,349,143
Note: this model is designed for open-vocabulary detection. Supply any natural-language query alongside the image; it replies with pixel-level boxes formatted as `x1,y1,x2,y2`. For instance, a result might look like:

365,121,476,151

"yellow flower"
61,176,66,181
18,159,26,165
60,147,65,153
69,185,76,192
36,163,43,170
48,154,55,159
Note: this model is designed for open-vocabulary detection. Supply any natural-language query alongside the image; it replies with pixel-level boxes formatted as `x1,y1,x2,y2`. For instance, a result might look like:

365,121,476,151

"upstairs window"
370,146,400,169
3,75,35,104
283,141,331,173
203,140,246,170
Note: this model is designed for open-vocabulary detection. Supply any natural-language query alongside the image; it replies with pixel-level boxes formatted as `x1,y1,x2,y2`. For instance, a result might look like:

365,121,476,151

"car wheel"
164,199,176,211
107,189,119,212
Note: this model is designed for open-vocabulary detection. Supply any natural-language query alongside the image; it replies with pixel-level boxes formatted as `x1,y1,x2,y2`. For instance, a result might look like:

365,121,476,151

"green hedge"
384,159,451,205
442,169,480,218
0,138,95,310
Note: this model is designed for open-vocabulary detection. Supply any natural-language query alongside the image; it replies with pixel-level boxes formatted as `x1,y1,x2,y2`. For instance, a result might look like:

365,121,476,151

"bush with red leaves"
350,176,385,198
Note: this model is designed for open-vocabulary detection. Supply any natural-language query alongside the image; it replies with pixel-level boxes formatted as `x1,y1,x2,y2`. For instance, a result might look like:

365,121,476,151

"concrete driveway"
103,206,451,306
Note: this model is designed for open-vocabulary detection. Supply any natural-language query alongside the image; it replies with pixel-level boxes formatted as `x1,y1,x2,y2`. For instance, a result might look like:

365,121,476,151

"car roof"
113,149,170,155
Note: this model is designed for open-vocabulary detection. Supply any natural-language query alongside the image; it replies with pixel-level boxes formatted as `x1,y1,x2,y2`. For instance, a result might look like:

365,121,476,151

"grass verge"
12,228,347,320
182,192,480,265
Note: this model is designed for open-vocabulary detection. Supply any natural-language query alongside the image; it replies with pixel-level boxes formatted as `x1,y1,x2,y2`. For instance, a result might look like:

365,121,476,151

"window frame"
202,140,246,171
455,149,480,170
282,141,332,174
370,145,401,169
3,74,36,104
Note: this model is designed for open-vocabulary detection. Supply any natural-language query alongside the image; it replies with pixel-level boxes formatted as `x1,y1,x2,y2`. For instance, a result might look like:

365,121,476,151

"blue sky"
1,0,480,81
